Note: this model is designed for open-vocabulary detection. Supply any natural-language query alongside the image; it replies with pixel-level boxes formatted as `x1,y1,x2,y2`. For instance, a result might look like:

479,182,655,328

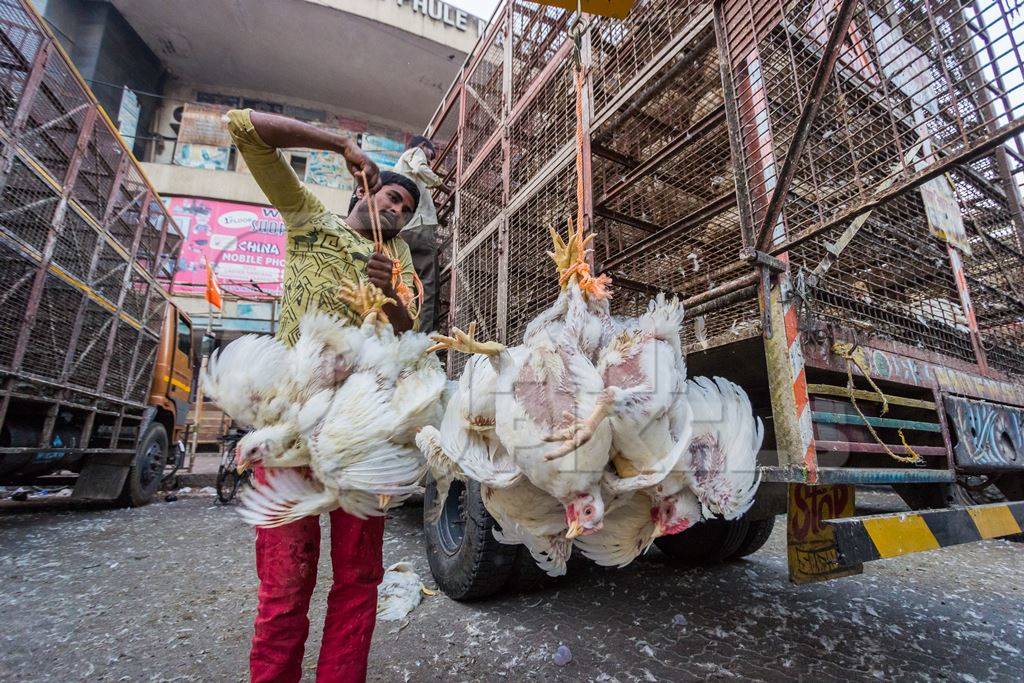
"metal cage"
425,0,1024,483
0,0,182,457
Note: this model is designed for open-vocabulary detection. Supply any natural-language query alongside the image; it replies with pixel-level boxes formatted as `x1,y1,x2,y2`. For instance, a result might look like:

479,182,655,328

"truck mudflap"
827,501,1024,569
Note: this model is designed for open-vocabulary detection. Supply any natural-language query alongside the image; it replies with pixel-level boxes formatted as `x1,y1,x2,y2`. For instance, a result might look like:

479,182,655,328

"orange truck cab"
149,303,195,449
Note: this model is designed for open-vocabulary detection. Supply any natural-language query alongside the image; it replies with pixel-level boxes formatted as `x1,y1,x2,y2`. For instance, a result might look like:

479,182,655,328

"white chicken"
377,562,435,621
680,376,763,519
205,308,378,471
575,488,702,568
239,361,442,526
590,292,693,491
415,345,514,523
484,480,575,577
226,282,447,526
424,222,615,541
576,376,762,567
202,334,292,429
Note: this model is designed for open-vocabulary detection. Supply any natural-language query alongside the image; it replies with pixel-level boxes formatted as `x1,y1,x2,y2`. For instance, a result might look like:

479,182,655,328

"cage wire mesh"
509,55,576,194
721,0,1024,367
135,198,163,275
0,154,59,251
590,0,707,116
459,144,503,245
952,154,1024,375
22,48,89,184
506,161,577,344
108,167,145,255
725,0,1024,242
143,285,167,335
429,0,1024,378
0,241,36,368
0,0,180,421
67,299,113,392
450,228,502,378
128,333,159,402
0,0,43,127
51,207,96,281
104,322,138,399
71,118,119,222
462,27,505,169
511,1,570,102
21,270,79,380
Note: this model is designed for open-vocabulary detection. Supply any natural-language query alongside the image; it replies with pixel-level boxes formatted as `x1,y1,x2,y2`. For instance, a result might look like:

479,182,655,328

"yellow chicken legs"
427,321,505,356
338,279,395,327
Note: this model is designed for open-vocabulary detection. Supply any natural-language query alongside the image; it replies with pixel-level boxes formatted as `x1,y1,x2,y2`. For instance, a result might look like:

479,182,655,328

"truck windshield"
177,318,192,358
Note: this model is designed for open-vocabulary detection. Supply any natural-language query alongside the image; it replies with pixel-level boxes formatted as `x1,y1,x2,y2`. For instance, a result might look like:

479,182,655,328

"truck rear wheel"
423,478,519,601
118,423,168,507
654,517,750,563
727,515,777,559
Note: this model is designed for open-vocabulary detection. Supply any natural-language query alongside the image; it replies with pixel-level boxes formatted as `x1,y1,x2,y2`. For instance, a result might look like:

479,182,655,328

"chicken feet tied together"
338,279,395,327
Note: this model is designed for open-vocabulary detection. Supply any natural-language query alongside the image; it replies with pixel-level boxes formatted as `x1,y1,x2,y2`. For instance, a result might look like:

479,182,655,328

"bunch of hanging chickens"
202,221,762,576
418,221,763,576
202,280,447,525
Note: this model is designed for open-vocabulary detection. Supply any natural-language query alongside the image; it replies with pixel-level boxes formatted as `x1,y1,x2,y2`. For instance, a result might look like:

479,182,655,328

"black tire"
216,466,239,504
118,423,168,507
727,515,777,559
950,475,1024,542
423,478,519,601
654,517,750,563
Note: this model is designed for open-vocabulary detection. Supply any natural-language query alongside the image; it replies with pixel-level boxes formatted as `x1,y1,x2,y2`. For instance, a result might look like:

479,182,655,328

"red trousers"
249,468,386,683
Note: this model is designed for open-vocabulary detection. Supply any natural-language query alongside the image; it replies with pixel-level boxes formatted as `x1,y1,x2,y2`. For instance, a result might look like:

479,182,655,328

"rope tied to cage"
832,341,924,465
556,0,611,301
358,172,424,319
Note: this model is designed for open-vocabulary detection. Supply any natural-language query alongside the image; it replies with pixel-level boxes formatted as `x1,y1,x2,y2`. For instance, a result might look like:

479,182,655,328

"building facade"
33,0,482,339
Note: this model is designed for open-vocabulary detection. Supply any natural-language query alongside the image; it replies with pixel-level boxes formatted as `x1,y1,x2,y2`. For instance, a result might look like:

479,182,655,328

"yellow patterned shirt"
226,109,417,346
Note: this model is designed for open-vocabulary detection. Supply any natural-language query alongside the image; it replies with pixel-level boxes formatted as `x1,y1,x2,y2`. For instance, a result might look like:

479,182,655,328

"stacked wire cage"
0,0,182,424
426,0,1024,382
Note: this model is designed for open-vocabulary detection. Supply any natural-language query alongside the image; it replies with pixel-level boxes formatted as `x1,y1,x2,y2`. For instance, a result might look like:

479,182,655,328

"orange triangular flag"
205,261,223,310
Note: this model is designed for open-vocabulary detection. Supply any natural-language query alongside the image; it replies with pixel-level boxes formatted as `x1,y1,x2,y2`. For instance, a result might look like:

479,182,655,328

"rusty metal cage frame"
0,0,183,460
427,0,1024,482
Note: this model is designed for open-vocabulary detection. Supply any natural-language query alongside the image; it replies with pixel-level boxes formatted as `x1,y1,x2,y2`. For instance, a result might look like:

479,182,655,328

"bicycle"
215,428,251,504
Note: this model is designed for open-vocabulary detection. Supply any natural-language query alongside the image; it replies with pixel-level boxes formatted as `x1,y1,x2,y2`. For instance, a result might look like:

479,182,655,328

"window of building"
289,153,307,178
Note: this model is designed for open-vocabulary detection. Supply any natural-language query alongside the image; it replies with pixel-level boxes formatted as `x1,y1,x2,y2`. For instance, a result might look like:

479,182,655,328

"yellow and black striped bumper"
827,501,1024,568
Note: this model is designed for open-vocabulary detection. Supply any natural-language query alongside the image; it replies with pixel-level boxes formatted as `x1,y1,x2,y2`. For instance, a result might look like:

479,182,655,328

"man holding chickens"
225,108,419,683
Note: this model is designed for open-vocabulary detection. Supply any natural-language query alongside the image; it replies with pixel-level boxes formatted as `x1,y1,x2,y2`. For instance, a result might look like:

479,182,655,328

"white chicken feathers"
574,492,657,568
484,480,574,577
495,289,612,503
377,562,432,621
203,334,292,428
683,376,764,520
204,308,446,527
236,468,346,528
598,293,692,492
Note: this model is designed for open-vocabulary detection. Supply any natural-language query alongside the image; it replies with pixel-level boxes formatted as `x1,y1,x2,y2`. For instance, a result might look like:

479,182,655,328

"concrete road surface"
1,494,1022,682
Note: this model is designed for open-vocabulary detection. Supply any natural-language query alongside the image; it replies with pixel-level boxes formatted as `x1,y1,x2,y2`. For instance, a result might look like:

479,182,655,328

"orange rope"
574,66,585,245
359,173,384,252
563,16,611,302
358,172,425,320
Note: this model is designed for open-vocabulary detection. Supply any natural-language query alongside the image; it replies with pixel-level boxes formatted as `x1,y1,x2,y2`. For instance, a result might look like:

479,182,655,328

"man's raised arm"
225,109,379,226
248,112,380,191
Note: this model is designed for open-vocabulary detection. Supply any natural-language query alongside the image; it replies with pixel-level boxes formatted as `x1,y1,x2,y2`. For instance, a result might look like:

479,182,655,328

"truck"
0,0,189,506
420,0,1024,598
